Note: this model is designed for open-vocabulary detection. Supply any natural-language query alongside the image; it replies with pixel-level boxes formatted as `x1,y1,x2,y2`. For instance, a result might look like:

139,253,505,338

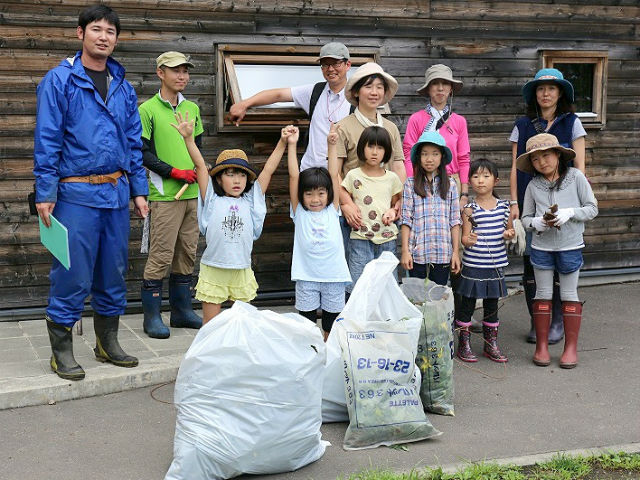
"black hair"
526,82,576,120
532,149,570,191
412,143,450,200
78,4,121,36
469,158,500,198
211,167,253,197
350,74,389,104
356,126,392,165
297,167,333,209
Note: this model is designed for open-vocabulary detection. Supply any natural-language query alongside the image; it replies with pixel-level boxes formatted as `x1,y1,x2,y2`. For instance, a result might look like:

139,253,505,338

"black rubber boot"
168,274,202,329
46,316,85,381
93,313,138,367
524,277,537,344
142,279,170,339
548,276,565,345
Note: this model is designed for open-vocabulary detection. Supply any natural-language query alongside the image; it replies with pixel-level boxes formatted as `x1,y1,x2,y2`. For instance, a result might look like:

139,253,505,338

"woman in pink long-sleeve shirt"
402,64,470,200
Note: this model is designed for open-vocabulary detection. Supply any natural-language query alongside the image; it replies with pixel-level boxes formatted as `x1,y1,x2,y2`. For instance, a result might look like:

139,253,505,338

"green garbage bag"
401,279,455,416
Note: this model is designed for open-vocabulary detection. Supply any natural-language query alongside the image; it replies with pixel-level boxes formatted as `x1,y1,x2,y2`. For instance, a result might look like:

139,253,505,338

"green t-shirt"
139,93,204,201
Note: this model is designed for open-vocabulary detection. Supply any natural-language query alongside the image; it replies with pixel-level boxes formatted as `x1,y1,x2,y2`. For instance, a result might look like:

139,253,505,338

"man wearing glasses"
228,42,352,171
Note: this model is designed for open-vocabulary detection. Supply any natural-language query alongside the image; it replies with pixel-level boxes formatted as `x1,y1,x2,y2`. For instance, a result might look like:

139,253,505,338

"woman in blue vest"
509,68,586,345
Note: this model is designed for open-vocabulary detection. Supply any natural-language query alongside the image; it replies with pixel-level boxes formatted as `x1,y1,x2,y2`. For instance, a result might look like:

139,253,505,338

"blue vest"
515,113,577,208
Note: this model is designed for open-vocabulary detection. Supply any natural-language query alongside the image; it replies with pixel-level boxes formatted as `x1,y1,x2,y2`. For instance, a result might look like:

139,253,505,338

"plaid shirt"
401,176,461,264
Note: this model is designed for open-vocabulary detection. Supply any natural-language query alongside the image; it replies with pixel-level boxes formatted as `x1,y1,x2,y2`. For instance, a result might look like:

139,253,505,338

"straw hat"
410,131,452,166
416,64,463,96
515,133,576,175
344,62,399,107
521,68,575,104
208,149,256,181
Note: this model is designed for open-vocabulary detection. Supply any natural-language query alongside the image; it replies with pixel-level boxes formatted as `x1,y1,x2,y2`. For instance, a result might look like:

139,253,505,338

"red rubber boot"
559,301,583,369
532,300,552,366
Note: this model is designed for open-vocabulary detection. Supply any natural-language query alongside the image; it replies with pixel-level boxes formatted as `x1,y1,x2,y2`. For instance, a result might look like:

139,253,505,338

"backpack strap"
308,81,327,120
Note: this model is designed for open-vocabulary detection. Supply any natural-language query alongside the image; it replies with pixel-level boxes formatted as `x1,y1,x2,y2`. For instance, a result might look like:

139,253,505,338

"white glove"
507,219,526,256
552,208,575,227
531,216,550,232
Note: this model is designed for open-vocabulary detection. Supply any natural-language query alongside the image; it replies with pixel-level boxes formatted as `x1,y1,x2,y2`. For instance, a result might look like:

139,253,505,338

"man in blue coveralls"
34,4,149,380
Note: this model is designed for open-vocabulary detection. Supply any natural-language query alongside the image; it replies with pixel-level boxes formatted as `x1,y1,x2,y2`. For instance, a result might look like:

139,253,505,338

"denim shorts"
347,238,397,293
530,248,584,274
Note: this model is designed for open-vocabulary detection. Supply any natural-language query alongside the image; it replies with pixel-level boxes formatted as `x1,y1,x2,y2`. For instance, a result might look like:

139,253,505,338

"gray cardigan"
522,168,598,251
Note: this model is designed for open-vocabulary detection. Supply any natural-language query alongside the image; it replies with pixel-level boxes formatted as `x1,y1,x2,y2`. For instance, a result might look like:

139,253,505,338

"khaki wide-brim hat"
209,149,256,181
344,62,399,107
516,133,576,175
416,64,463,96
156,51,195,69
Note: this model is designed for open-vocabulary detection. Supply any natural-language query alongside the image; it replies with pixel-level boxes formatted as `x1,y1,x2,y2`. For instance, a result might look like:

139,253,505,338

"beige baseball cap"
156,51,195,69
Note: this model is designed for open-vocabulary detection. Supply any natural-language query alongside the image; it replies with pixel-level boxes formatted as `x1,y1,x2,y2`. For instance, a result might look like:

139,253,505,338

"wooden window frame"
216,44,378,132
542,50,608,129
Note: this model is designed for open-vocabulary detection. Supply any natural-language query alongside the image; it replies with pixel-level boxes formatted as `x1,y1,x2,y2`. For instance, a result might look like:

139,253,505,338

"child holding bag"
518,133,597,368
456,159,515,363
172,112,286,323
287,124,351,339
400,131,461,285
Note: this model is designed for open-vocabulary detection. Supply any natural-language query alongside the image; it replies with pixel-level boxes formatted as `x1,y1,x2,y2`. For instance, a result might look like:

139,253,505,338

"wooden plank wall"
1,0,639,312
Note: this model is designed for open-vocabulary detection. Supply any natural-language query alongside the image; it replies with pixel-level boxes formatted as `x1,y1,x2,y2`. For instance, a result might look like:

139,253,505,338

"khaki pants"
143,199,199,280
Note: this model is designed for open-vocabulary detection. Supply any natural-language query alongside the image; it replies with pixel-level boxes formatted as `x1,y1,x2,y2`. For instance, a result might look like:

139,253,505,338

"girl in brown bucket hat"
510,67,587,346
171,112,289,322
518,133,597,368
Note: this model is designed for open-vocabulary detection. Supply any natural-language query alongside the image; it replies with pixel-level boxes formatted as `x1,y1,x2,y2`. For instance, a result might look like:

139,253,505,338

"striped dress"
458,199,510,299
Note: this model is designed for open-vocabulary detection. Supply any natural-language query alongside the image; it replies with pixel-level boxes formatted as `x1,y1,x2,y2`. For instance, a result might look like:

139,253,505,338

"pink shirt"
402,109,470,184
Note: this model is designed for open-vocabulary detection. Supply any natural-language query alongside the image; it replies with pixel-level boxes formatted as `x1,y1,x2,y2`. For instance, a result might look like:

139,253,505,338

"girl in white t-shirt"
172,112,286,323
287,124,351,340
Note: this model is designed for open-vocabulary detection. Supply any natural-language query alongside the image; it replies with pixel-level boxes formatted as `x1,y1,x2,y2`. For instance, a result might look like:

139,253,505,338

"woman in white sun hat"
335,62,406,258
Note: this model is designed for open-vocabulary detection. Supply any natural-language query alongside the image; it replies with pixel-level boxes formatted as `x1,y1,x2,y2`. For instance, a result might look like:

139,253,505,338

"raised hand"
327,122,340,145
170,111,194,138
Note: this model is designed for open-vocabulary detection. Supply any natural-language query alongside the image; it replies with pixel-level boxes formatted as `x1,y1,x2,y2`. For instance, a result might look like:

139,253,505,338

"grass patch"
341,451,640,480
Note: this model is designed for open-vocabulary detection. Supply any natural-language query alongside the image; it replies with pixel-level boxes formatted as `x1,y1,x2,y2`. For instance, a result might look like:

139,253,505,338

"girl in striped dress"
456,159,515,363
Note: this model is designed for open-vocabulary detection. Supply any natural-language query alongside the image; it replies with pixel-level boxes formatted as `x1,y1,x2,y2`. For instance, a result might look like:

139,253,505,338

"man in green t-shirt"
139,51,203,338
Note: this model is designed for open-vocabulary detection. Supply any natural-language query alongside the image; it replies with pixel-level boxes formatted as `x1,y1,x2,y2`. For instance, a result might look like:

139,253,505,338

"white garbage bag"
322,252,425,422
401,278,455,416
322,252,441,449
165,302,328,480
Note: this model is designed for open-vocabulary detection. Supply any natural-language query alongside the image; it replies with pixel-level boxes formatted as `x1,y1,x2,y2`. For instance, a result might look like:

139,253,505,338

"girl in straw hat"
335,62,406,255
402,64,470,200
171,112,288,322
518,133,597,368
510,68,587,346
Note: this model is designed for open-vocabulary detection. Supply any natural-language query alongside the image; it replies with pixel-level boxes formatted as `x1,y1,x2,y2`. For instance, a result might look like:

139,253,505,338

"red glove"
170,168,197,184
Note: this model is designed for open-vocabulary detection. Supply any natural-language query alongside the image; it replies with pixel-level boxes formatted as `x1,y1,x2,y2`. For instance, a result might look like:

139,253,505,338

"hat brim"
344,71,399,107
209,158,257,181
522,78,574,104
416,78,463,96
159,60,195,69
515,145,576,175
410,141,453,166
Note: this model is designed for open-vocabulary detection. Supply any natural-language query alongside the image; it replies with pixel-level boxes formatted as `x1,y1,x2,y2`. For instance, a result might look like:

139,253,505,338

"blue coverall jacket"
34,51,149,325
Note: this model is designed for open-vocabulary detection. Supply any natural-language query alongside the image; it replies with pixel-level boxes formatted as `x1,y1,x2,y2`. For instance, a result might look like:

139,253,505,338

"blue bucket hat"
410,131,452,166
521,68,575,104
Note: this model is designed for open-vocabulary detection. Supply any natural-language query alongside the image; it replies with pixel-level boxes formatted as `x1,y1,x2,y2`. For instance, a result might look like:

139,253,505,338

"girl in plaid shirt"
400,131,461,285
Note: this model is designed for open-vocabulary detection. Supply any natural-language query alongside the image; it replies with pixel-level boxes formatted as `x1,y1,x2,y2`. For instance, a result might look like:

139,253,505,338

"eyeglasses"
320,60,346,70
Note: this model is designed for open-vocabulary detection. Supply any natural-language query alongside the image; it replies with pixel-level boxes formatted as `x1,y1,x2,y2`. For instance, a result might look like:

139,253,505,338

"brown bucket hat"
516,133,576,175
208,149,257,181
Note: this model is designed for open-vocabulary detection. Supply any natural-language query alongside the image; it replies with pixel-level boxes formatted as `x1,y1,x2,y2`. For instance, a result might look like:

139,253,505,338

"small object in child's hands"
468,215,478,231
543,204,560,229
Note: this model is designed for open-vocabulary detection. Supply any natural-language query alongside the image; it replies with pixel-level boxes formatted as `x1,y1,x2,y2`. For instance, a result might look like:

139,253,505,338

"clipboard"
39,214,71,270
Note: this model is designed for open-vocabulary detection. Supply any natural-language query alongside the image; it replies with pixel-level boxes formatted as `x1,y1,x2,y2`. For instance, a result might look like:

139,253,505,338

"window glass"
554,62,594,113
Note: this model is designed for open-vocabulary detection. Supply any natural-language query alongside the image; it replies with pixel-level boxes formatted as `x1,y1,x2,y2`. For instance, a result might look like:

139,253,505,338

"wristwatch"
509,200,518,206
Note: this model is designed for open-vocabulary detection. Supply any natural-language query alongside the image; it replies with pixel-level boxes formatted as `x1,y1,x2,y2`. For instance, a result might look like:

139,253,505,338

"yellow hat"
156,51,195,69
